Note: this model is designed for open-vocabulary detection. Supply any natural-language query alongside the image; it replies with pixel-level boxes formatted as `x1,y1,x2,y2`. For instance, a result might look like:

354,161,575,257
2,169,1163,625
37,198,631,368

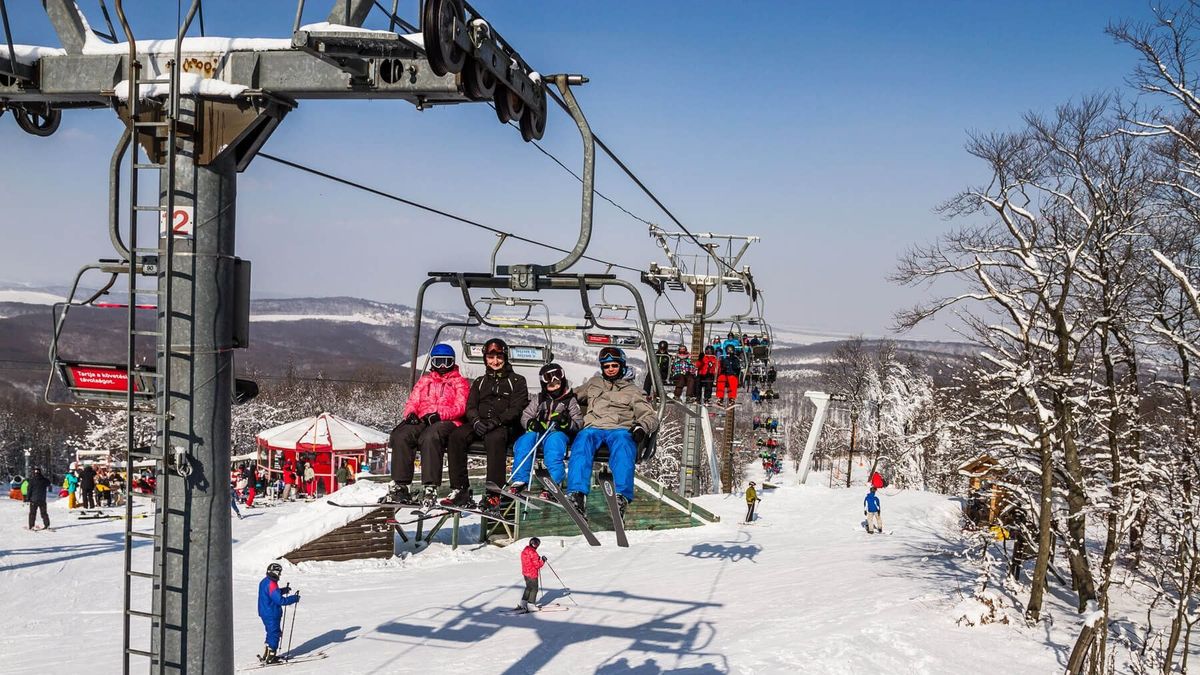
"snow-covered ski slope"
2,466,1068,673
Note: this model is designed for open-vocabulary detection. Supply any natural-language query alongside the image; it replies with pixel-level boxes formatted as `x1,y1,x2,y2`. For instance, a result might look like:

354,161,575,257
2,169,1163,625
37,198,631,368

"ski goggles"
540,370,565,384
430,355,455,370
598,347,624,363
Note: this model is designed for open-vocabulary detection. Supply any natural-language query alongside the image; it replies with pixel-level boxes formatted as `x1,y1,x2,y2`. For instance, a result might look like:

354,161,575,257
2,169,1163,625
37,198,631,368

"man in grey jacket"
566,347,660,520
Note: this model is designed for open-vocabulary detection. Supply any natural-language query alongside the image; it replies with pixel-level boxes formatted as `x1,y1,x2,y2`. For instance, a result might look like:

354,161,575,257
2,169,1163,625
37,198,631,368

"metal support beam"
153,96,238,674
326,0,374,26
797,391,831,486
41,0,89,54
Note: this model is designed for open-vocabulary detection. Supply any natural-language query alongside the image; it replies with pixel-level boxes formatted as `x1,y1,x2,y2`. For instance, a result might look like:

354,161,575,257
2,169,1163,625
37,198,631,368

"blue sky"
0,1,1156,340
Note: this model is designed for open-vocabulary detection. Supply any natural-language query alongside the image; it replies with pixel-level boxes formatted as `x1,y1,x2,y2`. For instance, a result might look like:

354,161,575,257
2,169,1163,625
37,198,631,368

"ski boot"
505,481,527,497
479,493,505,514
440,487,473,508
567,491,588,523
420,485,439,508
379,482,413,505
616,494,629,521
260,645,281,664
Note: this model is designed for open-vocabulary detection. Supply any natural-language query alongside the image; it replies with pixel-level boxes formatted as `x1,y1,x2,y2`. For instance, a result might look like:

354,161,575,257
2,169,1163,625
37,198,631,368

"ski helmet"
657,340,668,352
529,536,541,548
749,481,756,487
266,562,283,580
598,346,626,380
483,338,509,360
538,363,568,393
429,343,456,373
704,345,715,355
678,345,689,355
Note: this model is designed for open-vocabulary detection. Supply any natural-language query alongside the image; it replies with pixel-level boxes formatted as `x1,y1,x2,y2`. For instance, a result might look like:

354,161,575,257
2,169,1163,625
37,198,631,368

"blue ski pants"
262,616,283,650
511,430,568,486
567,427,636,502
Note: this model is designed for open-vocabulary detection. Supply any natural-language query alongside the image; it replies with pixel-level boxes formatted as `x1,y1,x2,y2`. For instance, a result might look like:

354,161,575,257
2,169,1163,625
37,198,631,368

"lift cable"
545,88,744,279
257,152,645,275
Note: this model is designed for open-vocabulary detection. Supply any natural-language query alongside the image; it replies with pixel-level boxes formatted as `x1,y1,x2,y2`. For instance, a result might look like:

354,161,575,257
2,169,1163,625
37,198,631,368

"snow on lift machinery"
409,73,667,462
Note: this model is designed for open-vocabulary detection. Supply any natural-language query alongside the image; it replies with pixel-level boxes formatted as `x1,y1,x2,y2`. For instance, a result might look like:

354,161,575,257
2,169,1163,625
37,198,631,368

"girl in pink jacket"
382,344,470,505
517,537,547,612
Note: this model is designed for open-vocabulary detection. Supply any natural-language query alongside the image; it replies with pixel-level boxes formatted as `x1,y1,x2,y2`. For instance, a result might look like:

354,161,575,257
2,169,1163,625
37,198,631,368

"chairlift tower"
6,1,549,672
641,224,759,496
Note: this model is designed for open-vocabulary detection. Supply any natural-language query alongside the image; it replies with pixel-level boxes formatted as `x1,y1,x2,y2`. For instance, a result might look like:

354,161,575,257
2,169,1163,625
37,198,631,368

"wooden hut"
957,454,1007,525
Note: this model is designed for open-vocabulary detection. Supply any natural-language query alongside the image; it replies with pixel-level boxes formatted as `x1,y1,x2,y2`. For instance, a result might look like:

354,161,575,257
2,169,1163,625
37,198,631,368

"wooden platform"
283,507,394,564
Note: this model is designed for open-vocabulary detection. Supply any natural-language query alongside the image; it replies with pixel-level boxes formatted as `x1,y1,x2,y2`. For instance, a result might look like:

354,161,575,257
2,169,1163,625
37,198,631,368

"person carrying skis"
715,344,742,406
382,343,471,506
507,363,582,498
745,481,760,523
517,536,547,612
864,486,883,533
446,338,529,509
566,347,660,520
258,562,300,664
644,340,671,397
26,467,50,530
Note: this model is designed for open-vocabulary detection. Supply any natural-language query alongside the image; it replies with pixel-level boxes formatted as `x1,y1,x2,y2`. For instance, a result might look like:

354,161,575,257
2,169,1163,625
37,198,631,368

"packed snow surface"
1,464,1068,673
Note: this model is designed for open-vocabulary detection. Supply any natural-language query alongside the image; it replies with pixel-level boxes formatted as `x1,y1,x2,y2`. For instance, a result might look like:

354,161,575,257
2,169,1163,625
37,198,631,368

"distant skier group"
381,339,659,522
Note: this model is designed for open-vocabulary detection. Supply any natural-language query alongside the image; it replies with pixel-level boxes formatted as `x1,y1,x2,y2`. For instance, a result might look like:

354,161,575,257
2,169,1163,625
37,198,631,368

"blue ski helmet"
429,343,456,373
598,346,626,380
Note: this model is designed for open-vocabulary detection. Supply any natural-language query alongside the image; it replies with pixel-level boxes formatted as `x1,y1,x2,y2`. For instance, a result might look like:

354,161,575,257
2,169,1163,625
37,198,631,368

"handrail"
634,472,720,523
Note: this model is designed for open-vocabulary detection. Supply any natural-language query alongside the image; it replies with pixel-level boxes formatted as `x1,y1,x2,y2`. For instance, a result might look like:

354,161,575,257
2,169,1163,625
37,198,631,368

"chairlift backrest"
462,341,551,366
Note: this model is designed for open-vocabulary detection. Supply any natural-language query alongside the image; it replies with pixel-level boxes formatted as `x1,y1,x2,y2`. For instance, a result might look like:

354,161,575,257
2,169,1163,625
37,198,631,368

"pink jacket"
402,367,470,424
521,545,545,578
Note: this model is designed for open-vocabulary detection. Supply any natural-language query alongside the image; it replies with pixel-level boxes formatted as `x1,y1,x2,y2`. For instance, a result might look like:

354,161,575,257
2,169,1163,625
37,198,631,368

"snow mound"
233,480,386,575
114,73,247,100
4,45,67,65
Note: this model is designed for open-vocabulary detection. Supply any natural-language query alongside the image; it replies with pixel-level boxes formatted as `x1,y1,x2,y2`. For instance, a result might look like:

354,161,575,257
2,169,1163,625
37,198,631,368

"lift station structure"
3,1,555,672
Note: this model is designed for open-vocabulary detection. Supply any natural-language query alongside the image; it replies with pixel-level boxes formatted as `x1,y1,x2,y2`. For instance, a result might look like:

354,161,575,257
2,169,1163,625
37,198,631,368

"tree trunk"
1027,408,1056,622
1055,394,1097,609
845,416,857,488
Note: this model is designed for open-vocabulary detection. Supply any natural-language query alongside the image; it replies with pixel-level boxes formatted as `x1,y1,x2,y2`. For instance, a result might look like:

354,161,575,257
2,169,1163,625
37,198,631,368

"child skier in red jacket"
517,537,547,612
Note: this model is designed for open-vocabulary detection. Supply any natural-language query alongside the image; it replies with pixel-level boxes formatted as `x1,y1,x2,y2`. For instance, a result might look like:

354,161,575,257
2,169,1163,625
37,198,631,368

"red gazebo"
255,413,389,495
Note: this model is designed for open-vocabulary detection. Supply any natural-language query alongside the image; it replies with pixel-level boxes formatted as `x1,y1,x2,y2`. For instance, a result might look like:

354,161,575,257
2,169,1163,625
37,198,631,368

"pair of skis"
498,602,569,615
518,468,627,548
240,651,328,670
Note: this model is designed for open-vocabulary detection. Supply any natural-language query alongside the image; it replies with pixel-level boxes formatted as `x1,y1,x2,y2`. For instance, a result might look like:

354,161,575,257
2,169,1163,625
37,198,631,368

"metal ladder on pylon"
113,2,198,671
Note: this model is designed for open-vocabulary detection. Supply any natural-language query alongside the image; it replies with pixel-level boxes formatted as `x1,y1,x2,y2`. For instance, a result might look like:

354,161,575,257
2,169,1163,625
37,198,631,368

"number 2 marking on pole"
161,206,194,238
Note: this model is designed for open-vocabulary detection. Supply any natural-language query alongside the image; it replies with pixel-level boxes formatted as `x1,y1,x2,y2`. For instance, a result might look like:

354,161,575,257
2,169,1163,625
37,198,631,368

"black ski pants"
522,575,539,605
390,420,457,486
697,376,714,403
81,487,96,509
28,501,49,529
447,425,512,490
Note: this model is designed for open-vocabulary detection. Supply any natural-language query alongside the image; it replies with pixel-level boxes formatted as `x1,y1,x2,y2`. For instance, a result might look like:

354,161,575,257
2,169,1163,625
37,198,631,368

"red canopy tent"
255,413,389,495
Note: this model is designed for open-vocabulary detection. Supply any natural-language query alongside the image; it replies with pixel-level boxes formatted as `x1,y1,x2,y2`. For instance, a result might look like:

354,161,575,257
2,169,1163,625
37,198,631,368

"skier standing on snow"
507,363,582,497
745,481,760,523
864,486,883,533
517,536,547,612
382,343,471,506
26,467,50,530
258,562,300,664
567,347,660,520
446,338,529,510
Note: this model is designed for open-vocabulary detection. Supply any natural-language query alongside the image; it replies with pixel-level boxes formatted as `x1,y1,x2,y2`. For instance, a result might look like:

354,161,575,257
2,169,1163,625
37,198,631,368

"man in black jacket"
27,467,51,530
443,338,529,508
79,463,97,509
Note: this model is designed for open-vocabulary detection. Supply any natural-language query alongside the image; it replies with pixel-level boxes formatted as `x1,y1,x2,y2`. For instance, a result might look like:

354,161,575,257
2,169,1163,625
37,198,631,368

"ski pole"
509,424,556,484
285,596,298,659
544,560,578,606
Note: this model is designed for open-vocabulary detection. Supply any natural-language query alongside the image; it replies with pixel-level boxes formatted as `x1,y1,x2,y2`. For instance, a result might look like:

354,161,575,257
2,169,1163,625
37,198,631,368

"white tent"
255,413,388,451
254,413,389,495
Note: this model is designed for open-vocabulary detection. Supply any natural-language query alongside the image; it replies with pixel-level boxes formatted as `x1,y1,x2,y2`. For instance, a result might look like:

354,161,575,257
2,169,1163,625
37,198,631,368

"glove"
863,510,867,516
473,420,497,436
404,412,420,425
540,555,547,562
422,412,441,425
293,592,300,602
281,584,292,595
526,418,543,432
554,414,571,431
630,424,647,444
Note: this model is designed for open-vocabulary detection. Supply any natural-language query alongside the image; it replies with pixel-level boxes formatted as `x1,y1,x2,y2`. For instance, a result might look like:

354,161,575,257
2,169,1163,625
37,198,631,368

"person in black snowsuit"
79,463,97,509
644,340,671,397
26,467,51,530
444,338,529,508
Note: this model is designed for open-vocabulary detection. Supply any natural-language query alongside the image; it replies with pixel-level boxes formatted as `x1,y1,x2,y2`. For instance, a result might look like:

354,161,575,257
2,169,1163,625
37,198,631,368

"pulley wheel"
423,0,466,77
15,105,61,137
462,56,496,101
519,85,547,141
494,85,524,125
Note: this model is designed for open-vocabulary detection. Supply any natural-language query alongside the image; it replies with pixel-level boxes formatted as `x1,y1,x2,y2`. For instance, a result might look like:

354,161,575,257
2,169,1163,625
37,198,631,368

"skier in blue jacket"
864,487,883,534
258,562,300,663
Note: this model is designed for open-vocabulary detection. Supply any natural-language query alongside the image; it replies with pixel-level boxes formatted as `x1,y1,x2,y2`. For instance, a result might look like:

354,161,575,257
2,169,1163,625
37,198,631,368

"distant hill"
0,286,976,400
